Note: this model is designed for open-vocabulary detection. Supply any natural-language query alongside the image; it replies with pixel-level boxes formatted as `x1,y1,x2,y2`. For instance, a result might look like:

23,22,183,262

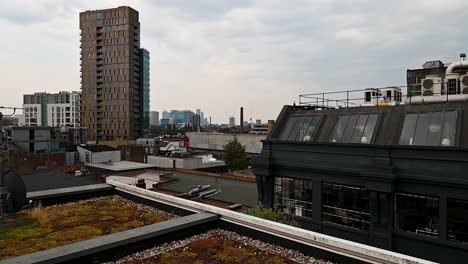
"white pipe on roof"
446,60,468,74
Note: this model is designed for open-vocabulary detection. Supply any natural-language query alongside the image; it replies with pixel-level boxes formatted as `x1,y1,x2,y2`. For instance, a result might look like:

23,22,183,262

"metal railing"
299,81,468,109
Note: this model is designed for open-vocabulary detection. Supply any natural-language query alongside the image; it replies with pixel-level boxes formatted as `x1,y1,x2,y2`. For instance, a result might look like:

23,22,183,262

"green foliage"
0,197,171,260
0,226,52,240
223,137,249,170
246,204,298,227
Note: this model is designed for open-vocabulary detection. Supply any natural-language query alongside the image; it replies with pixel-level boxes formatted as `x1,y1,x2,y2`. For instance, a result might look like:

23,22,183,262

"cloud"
1,0,468,123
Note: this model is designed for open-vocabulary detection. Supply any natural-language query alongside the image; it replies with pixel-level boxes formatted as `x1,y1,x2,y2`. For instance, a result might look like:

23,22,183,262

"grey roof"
270,101,468,148
87,161,157,171
79,145,118,152
20,171,98,192
159,172,258,207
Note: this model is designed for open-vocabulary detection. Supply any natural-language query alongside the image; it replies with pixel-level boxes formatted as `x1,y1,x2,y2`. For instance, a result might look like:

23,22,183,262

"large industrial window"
274,177,313,218
279,115,321,141
395,193,439,237
322,183,370,230
448,199,468,243
399,111,457,146
330,114,379,144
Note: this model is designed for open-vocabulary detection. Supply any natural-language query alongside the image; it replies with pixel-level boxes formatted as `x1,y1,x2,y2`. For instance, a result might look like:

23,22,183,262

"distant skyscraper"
196,109,201,117
229,117,235,128
80,6,149,141
162,110,169,119
168,110,194,124
200,112,205,125
150,111,159,126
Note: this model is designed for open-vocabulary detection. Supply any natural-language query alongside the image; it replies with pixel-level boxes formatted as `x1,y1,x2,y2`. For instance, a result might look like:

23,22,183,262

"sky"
1,0,467,124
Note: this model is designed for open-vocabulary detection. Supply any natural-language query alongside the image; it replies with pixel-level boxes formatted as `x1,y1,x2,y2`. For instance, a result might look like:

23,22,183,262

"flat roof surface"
78,145,118,152
88,161,158,171
159,172,258,207
21,171,98,192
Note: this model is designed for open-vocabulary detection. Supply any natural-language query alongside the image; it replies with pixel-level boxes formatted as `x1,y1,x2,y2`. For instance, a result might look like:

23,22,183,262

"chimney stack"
240,107,244,134
268,120,275,135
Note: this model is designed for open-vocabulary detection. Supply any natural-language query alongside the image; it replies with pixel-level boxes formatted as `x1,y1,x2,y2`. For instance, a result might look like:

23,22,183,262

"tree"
223,137,248,170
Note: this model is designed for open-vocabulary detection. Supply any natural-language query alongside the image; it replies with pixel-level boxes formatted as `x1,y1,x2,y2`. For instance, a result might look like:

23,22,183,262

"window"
399,111,457,146
395,193,439,237
365,92,371,102
322,183,370,230
279,115,321,141
274,177,312,218
448,199,468,243
447,79,459,95
330,114,379,144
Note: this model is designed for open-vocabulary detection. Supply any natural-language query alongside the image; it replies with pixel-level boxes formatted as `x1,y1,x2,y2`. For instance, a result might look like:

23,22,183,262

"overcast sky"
1,0,467,124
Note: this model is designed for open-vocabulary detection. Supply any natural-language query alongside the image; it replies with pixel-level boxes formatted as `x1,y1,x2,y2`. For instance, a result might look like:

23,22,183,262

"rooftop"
158,172,258,207
87,161,157,171
21,170,98,192
78,145,118,152
270,101,468,148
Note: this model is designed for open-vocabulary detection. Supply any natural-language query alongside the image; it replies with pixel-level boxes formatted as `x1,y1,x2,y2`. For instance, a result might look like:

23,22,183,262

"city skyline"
1,0,468,123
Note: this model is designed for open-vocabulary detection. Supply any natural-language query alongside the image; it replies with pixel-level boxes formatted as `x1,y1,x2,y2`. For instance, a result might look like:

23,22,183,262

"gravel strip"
109,229,335,264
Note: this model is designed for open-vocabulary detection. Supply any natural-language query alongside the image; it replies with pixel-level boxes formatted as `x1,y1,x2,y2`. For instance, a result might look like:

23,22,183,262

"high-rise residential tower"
80,6,149,141
229,117,235,128
149,111,159,126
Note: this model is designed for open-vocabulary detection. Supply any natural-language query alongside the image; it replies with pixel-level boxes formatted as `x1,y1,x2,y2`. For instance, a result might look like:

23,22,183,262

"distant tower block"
240,107,244,134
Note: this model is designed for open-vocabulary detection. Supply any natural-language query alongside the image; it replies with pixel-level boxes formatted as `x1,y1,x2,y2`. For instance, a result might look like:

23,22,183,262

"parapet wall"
186,132,266,154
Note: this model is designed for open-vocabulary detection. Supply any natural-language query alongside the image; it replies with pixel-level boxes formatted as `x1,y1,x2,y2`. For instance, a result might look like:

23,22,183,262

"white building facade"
22,91,81,127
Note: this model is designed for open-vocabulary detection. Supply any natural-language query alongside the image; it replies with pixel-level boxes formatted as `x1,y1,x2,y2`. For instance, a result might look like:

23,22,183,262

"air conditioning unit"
460,75,468,94
421,76,442,96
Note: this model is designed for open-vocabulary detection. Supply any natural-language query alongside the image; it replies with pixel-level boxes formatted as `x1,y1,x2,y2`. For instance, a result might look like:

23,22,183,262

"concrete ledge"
26,184,113,200
108,180,436,264
1,212,218,264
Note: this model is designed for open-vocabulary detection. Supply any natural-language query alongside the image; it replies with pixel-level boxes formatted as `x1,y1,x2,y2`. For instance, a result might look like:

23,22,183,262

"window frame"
278,114,323,142
321,182,370,231
330,112,381,144
394,192,440,238
447,198,468,243
399,110,459,147
273,177,313,219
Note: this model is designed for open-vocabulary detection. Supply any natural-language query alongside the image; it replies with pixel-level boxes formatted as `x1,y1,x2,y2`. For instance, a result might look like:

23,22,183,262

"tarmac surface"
158,172,258,207
20,170,98,192
18,170,258,207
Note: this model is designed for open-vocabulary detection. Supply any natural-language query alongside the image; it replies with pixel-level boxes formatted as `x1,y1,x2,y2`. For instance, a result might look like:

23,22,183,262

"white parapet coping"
107,179,438,264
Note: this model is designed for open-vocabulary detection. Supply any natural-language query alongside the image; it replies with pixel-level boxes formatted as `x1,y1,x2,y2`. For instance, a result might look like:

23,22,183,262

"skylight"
279,115,321,141
330,114,379,144
399,111,457,147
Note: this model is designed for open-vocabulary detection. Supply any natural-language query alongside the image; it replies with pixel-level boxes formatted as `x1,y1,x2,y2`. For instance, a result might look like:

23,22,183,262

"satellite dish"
2,170,26,212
